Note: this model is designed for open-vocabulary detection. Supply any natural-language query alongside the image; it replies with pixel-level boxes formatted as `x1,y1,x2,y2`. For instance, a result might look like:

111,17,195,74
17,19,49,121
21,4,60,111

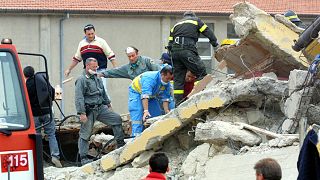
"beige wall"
0,13,231,118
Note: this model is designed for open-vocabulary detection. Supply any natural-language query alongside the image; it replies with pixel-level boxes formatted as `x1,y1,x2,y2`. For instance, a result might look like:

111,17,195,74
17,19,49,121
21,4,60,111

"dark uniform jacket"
168,16,218,48
26,75,55,116
75,70,111,115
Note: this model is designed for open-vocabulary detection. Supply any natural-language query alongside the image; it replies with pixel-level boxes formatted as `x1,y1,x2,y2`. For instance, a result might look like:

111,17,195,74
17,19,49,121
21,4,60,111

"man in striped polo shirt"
65,24,117,92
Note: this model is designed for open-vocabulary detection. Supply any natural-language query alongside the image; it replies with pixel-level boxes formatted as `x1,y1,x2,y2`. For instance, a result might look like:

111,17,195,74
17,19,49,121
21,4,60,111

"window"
198,23,214,74
227,23,239,39
0,52,28,130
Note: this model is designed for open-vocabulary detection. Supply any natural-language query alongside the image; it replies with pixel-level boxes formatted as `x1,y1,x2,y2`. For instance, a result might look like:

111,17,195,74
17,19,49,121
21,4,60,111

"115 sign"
1,152,29,172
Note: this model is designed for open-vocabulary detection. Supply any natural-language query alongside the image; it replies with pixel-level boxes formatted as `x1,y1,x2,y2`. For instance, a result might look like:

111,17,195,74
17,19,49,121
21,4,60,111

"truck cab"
0,39,44,180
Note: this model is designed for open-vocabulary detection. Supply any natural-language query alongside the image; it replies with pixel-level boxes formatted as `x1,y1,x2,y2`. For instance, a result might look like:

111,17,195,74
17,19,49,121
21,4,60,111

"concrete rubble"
194,121,261,146
216,2,308,78
45,2,319,180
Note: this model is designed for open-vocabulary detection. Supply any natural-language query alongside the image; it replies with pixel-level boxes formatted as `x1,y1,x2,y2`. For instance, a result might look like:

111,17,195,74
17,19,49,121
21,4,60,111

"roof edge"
0,8,317,19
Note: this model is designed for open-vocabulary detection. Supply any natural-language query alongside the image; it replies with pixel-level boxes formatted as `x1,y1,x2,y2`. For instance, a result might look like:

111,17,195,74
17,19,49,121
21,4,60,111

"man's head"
85,57,98,74
254,158,282,180
23,66,35,79
125,46,139,64
160,65,173,85
149,152,169,174
160,52,171,65
284,10,304,27
84,24,96,42
185,71,196,82
183,11,196,18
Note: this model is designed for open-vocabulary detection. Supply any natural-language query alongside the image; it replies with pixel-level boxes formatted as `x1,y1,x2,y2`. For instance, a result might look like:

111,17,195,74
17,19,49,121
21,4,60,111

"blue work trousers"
128,87,162,137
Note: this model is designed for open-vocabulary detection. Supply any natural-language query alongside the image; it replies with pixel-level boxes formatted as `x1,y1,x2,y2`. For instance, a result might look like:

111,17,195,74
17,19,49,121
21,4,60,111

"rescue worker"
284,10,306,29
23,66,62,168
65,24,117,95
101,46,160,80
129,65,173,137
183,71,197,98
75,57,125,165
167,11,219,106
160,52,172,65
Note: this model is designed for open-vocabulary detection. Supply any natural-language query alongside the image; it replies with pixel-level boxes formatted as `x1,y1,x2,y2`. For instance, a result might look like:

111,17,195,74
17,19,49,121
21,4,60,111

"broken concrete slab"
215,2,308,78
288,70,309,94
194,121,261,146
131,150,154,168
284,89,304,119
108,168,148,180
119,114,182,165
262,72,278,79
204,145,299,180
180,143,210,179
268,136,299,147
100,146,124,171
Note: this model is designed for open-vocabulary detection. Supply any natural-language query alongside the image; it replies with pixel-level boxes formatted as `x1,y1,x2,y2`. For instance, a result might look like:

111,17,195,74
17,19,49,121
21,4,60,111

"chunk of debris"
215,2,308,78
194,121,261,146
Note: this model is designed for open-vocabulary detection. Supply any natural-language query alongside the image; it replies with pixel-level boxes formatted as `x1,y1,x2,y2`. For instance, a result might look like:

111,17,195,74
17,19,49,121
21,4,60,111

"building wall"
0,13,230,117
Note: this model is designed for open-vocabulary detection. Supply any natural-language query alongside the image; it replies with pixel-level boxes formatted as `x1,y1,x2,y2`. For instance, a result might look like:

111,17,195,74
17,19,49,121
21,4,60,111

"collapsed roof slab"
215,2,309,78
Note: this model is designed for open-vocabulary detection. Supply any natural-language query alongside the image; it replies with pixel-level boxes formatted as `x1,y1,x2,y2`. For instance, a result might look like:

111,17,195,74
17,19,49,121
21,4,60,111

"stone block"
100,147,123,171
281,119,294,133
288,70,308,94
284,90,302,118
119,117,182,165
195,121,261,146
131,150,154,168
181,143,210,177
80,163,95,174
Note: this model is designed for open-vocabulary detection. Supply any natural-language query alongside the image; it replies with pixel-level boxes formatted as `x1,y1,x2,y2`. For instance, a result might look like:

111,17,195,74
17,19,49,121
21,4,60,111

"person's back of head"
23,66,35,78
149,152,169,174
254,158,282,180
183,11,196,18
161,53,171,65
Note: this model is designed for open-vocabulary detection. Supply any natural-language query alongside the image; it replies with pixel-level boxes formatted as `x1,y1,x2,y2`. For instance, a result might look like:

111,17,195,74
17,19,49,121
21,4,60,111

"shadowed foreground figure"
143,152,169,180
254,158,282,180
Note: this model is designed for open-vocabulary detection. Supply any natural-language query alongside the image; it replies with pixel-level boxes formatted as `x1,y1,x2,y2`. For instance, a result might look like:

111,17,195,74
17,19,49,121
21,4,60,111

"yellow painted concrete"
197,97,225,110
119,118,182,164
100,156,117,171
81,163,95,174
178,103,199,120
304,38,320,61
255,15,308,67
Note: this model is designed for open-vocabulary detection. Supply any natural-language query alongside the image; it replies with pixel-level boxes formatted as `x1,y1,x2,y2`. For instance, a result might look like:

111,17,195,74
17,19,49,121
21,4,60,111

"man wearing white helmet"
100,46,160,80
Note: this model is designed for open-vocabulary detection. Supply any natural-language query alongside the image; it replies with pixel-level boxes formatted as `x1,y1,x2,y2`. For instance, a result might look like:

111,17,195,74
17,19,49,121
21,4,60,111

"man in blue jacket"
129,65,173,137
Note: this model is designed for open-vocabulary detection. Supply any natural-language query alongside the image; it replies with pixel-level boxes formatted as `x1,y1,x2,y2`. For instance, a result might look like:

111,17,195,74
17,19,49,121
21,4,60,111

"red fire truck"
0,38,44,180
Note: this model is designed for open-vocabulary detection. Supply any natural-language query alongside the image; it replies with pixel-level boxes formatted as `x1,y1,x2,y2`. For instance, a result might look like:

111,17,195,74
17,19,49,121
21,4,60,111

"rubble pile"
44,73,303,179
44,2,319,180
